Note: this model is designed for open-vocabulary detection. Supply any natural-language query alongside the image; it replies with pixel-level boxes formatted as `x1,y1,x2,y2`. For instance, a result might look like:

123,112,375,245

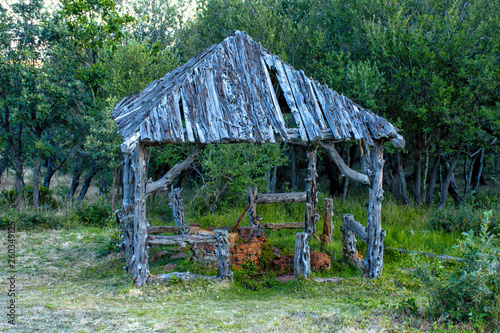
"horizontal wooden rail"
258,222,305,230
147,235,216,246
148,226,179,235
341,214,368,243
255,192,306,204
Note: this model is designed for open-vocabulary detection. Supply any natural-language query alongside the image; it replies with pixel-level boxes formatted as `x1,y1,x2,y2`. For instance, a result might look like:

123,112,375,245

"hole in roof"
179,97,186,129
266,65,297,129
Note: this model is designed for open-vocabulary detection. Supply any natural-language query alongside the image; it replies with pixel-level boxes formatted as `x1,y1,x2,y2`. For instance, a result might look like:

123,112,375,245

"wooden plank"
258,222,305,230
255,192,306,204
147,234,216,246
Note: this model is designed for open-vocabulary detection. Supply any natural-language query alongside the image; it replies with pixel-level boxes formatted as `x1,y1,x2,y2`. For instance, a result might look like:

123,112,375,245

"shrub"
74,199,113,227
0,185,60,209
415,211,500,329
0,209,64,230
427,203,499,235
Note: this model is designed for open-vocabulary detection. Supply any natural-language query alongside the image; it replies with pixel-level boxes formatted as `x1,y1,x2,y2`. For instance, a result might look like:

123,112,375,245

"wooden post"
169,186,189,235
247,187,259,228
305,145,319,237
132,144,150,286
321,198,333,246
215,230,233,281
118,153,135,273
294,232,310,279
341,214,364,269
364,140,386,278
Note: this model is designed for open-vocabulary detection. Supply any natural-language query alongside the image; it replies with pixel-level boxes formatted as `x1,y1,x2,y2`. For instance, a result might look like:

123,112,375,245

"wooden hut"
112,31,404,286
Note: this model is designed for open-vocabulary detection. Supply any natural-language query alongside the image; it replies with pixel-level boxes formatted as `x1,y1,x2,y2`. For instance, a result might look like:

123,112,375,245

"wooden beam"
145,144,204,197
364,140,386,278
305,145,319,236
255,192,306,204
132,144,149,286
119,153,135,273
341,214,364,270
320,142,370,186
321,198,333,246
147,226,179,235
341,214,368,243
215,230,233,280
258,222,305,230
147,234,216,246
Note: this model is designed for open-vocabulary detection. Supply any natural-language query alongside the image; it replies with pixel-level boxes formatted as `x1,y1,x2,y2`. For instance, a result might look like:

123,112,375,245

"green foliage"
0,185,59,209
96,232,121,258
191,143,287,214
0,209,64,230
73,198,113,227
427,202,500,235
414,211,500,329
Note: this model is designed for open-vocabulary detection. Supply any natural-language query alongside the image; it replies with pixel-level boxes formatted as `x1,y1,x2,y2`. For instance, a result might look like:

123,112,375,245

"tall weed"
414,211,500,329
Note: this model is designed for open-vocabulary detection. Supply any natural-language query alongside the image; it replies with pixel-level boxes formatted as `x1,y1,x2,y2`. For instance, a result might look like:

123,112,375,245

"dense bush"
415,211,500,329
73,199,113,227
1,185,60,209
427,202,499,235
0,209,64,230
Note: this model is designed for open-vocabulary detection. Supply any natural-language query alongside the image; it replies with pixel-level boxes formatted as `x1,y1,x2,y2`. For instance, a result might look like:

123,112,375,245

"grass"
1,185,497,331
1,226,448,332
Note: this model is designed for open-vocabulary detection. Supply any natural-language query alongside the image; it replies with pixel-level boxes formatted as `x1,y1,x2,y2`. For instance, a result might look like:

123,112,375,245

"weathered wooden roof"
112,31,402,152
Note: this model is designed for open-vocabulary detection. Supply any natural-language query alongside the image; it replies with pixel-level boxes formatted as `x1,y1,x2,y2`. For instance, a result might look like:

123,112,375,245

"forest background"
0,0,499,331
1,0,498,214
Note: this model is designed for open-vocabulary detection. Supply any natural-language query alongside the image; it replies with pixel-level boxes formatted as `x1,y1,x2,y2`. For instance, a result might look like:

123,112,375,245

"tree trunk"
395,151,409,206
438,149,461,209
33,156,42,208
98,169,107,198
77,164,97,201
425,154,440,206
469,148,484,197
67,161,83,200
413,153,421,206
111,170,117,212
0,152,8,185
169,187,189,235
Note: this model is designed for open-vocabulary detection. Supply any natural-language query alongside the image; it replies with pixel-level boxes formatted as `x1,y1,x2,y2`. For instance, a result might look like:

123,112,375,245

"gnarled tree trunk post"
118,153,136,273
364,140,386,278
169,186,189,235
132,144,149,286
247,187,259,228
321,198,333,246
305,145,319,237
341,214,364,269
294,232,310,279
215,229,233,280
